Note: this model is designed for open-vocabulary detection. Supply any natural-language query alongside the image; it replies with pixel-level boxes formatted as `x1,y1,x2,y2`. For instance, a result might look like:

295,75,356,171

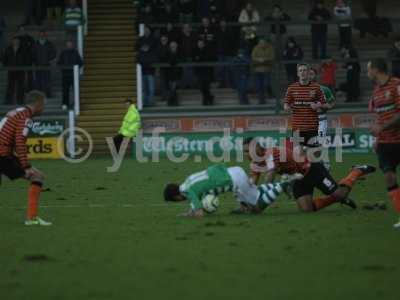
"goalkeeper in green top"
113,99,141,152
163,164,302,218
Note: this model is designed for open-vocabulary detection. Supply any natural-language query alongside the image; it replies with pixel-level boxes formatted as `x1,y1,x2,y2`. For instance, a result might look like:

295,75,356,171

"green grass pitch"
0,154,399,300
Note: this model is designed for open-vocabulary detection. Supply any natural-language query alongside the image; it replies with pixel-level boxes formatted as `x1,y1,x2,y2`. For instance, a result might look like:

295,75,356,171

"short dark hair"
369,58,388,74
163,183,181,202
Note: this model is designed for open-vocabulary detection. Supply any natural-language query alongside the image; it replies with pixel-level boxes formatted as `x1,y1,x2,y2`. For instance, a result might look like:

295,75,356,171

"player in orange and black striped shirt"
243,138,375,212
368,58,400,228
0,90,51,226
284,64,326,146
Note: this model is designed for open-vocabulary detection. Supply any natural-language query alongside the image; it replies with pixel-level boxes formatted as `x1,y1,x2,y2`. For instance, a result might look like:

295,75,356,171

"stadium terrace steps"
77,0,136,155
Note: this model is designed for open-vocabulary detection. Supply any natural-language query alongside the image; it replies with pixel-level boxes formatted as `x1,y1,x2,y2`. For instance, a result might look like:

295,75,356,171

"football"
201,194,220,213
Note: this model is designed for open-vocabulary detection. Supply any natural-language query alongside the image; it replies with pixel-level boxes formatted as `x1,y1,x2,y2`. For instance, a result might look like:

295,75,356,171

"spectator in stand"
46,0,64,24
161,23,180,44
208,0,221,20
251,38,275,104
165,41,181,106
0,16,6,54
225,0,247,22
159,1,179,24
232,48,251,105
282,37,303,83
319,57,337,92
193,39,214,105
138,43,157,107
387,36,400,78
3,37,26,104
308,0,331,59
268,4,291,36
198,0,220,20
16,27,35,93
239,3,260,54
198,17,217,57
63,0,85,36
216,19,237,88
179,23,197,88
139,4,155,25
57,40,83,110
138,26,157,50
339,44,360,102
179,0,195,23
32,30,57,97
157,35,170,102
333,0,352,49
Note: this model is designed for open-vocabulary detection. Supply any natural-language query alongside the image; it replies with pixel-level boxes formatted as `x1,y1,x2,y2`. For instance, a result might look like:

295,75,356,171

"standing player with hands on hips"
0,90,51,226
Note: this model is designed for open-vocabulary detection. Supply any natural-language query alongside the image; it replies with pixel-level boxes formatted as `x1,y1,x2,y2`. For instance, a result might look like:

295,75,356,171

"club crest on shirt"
385,90,392,100
309,90,316,98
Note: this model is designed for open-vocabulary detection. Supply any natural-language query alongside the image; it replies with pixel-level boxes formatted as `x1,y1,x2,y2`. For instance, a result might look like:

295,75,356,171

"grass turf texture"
0,154,399,300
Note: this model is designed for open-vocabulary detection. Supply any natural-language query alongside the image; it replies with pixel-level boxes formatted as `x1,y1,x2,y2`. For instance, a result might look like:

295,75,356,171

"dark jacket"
33,39,57,65
216,26,237,56
198,25,217,53
2,45,26,67
193,45,214,79
308,7,331,34
57,48,83,77
138,48,157,75
179,32,197,61
268,13,291,34
157,43,170,63
166,50,182,81
17,33,35,65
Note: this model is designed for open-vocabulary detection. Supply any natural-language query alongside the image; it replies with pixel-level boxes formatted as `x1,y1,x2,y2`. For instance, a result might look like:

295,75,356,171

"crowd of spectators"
135,0,397,106
0,0,85,107
20,0,85,30
0,27,83,108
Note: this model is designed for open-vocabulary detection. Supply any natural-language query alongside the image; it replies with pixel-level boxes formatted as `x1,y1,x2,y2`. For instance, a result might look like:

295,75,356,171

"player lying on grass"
0,91,51,226
243,138,376,212
163,164,302,218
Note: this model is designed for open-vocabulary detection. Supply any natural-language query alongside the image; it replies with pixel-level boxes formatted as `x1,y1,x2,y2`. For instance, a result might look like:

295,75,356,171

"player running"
163,164,301,218
367,58,400,228
0,90,51,226
243,138,375,212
